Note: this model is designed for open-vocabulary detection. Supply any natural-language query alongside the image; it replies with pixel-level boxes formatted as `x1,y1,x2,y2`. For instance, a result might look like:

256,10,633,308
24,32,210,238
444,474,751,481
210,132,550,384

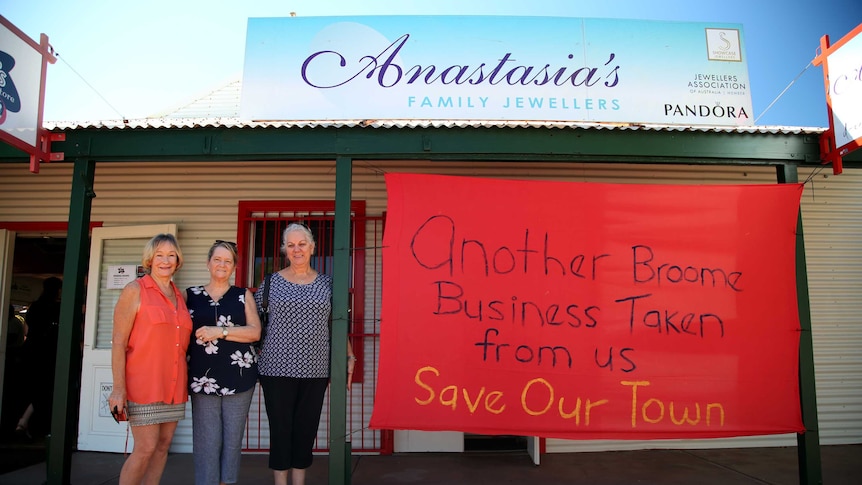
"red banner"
370,173,804,440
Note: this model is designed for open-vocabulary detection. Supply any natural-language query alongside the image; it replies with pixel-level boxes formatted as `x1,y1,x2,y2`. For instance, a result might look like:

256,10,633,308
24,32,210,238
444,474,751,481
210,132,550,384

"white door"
527,435,541,465
77,224,177,452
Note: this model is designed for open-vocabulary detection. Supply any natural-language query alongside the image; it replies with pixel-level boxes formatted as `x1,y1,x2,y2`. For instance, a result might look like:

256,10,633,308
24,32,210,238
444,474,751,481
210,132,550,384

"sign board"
814,22,862,174
370,174,804,440
106,265,138,290
0,17,42,147
0,15,58,172
242,16,753,126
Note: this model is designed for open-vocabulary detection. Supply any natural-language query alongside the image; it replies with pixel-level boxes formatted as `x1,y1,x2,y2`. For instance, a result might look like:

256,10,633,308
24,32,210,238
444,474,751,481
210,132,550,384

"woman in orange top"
108,233,193,485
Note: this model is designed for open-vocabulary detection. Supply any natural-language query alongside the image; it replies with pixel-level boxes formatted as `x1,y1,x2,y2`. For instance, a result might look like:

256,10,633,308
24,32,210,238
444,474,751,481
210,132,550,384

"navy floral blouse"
186,285,258,395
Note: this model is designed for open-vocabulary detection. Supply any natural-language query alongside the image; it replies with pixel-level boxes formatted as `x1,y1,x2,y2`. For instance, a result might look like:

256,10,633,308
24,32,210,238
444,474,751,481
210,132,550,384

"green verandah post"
47,157,95,485
777,163,823,485
330,155,353,485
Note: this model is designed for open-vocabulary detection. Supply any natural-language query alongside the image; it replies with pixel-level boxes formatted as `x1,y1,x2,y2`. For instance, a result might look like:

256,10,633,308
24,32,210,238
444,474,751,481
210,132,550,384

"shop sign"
814,23,862,175
242,16,753,126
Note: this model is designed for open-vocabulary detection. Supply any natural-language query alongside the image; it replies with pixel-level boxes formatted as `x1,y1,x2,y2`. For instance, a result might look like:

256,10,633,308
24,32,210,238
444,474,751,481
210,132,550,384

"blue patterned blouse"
254,272,332,379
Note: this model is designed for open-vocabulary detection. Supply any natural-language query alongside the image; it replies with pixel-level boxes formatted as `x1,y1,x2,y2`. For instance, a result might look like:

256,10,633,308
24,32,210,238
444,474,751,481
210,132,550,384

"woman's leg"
119,423,161,485
220,388,254,484
141,420,179,485
290,378,328,470
192,393,222,485
16,403,34,436
260,377,326,485
291,467,307,485
260,375,299,471
273,469,289,485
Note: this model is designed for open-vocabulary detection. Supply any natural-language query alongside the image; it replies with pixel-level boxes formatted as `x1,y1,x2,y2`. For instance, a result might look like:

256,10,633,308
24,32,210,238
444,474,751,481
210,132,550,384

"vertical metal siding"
1,161,860,454
798,167,862,445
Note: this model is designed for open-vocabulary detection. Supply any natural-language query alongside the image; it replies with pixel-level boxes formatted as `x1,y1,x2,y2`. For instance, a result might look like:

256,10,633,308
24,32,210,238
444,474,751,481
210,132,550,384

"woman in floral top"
185,240,261,485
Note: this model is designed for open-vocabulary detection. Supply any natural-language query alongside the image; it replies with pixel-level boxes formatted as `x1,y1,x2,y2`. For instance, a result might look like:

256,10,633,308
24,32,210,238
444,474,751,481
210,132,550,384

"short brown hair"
209,240,238,262
141,233,183,273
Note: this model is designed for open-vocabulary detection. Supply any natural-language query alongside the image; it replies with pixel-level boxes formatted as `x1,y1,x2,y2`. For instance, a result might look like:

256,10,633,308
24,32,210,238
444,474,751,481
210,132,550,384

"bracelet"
347,355,357,361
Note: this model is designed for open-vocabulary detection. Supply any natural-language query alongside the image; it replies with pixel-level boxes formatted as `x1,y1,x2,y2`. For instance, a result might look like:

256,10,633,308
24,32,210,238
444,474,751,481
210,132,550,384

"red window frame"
235,200,367,383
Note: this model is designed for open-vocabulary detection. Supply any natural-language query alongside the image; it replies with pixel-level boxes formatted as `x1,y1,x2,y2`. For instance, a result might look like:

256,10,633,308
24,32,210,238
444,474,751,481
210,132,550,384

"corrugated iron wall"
797,167,862,446
0,160,859,453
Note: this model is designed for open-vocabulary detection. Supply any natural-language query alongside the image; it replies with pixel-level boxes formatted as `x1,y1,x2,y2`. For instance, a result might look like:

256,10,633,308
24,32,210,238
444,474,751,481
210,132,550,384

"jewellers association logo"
0,50,22,125
705,28,742,62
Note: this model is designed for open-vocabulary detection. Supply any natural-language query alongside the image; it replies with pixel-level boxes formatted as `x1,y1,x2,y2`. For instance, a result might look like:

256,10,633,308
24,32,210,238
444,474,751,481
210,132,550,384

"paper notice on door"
107,265,137,290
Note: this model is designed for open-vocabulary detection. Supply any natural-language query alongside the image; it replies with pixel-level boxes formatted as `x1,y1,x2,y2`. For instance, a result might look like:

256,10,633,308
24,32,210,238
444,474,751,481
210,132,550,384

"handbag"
254,272,272,354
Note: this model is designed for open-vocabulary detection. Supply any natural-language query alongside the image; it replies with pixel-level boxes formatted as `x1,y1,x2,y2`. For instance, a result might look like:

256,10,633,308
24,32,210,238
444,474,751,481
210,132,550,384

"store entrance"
0,234,66,474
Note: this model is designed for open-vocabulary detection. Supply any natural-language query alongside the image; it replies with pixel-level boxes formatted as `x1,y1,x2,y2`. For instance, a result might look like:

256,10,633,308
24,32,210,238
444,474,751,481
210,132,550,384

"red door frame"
0,222,103,232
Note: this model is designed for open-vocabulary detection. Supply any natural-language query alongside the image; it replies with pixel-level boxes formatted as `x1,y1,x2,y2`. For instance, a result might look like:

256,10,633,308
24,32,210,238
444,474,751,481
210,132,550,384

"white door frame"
0,229,15,422
527,435,541,465
77,224,176,452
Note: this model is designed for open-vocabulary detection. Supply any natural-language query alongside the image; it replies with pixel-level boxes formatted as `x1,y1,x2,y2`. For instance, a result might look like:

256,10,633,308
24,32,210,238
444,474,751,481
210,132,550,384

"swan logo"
0,50,22,126
705,29,742,62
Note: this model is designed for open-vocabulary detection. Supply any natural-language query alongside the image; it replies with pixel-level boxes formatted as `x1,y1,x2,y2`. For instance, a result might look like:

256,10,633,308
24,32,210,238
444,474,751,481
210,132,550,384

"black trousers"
259,375,329,470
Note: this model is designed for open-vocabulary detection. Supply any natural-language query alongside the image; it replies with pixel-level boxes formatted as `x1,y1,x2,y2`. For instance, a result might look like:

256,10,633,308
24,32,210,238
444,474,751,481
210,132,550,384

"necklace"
290,268,314,284
206,284,230,301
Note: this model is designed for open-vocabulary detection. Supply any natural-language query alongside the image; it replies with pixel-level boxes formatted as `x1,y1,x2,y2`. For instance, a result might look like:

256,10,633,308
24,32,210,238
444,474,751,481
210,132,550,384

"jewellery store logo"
705,28,742,62
0,50,22,125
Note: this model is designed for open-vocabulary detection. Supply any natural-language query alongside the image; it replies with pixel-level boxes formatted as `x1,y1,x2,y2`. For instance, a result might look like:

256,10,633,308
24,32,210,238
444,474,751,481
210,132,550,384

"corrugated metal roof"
45,117,827,134
43,77,827,135
149,79,243,119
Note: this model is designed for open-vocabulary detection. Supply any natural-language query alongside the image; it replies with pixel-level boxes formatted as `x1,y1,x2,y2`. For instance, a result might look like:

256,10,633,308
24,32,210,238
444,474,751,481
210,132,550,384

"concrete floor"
1,444,860,485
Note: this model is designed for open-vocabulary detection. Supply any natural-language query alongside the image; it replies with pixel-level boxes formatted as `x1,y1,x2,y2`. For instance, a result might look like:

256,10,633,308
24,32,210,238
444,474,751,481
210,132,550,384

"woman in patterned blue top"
185,240,261,485
255,223,355,485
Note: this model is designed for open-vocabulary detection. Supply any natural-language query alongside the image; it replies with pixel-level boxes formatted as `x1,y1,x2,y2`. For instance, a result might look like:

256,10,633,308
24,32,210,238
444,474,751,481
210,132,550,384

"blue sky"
1,0,859,126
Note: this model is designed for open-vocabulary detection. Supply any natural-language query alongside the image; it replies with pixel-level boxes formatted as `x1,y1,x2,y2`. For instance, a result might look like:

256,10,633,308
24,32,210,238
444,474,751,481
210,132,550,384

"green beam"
329,156,352,485
1,126,825,164
777,164,823,485
47,158,95,485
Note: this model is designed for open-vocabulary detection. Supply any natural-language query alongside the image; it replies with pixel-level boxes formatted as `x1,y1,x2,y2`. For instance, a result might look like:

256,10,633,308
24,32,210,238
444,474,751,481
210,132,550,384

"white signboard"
0,18,43,146
107,265,137,290
826,28,862,151
242,16,753,126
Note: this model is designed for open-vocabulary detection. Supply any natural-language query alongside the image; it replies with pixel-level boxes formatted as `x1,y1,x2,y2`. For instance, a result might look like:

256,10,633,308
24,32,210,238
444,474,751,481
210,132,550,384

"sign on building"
814,22,862,175
241,16,753,126
0,15,58,172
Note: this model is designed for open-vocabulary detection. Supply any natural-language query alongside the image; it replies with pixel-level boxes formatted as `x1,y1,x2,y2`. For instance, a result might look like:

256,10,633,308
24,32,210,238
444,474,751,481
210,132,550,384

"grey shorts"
127,401,186,426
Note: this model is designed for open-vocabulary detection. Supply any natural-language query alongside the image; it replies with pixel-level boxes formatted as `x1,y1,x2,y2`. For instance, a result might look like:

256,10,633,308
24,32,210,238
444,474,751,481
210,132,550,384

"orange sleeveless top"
125,274,193,404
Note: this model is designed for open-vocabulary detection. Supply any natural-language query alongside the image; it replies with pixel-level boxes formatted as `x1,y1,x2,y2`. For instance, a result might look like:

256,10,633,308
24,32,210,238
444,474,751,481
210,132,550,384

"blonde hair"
141,233,183,273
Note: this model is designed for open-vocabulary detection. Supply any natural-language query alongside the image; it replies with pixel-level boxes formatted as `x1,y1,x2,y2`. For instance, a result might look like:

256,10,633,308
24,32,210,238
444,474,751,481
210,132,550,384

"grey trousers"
191,388,255,485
